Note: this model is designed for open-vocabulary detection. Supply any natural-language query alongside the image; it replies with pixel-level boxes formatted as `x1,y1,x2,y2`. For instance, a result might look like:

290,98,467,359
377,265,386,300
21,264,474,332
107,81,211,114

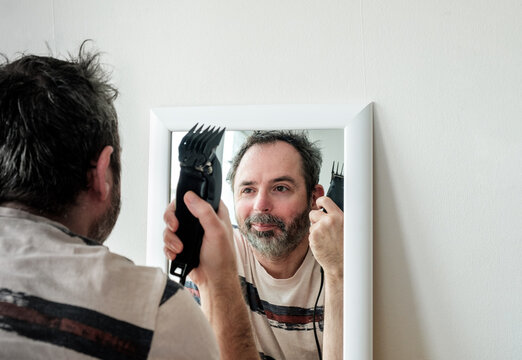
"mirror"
146,104,373,360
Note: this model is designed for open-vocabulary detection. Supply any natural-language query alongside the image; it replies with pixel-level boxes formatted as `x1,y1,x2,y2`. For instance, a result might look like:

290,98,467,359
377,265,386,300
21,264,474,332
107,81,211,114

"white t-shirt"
185,229,325,360
0,207,219,360
233,230,325,360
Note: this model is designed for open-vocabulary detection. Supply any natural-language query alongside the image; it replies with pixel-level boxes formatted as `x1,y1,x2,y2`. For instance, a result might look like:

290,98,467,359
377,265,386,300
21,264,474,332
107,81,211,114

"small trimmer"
325,161,344,211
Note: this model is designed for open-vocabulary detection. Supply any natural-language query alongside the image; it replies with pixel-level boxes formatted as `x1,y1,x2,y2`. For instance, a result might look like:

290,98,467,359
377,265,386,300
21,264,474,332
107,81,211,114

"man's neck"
252,237,310,279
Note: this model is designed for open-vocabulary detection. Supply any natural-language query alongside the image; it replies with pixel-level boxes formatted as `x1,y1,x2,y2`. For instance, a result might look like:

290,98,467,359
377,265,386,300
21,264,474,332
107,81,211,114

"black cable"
313,267,324,360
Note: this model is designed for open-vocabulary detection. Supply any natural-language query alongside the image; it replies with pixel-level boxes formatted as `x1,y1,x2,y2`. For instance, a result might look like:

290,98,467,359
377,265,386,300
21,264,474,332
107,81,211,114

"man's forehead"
242,141,300,160
234,142,305,185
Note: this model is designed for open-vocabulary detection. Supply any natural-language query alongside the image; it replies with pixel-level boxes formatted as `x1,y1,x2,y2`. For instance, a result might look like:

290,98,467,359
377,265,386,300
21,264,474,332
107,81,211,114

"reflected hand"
163,191,237,288
309,196,343,280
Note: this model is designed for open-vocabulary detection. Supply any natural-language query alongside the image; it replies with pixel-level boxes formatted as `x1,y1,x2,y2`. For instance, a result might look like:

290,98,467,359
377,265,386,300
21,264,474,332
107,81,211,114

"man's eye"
275,185,288,192
241,188,254,194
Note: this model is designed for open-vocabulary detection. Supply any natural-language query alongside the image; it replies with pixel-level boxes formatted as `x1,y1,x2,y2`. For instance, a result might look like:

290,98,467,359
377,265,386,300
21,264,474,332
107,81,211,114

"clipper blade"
179,123,226,169
326,161,344,211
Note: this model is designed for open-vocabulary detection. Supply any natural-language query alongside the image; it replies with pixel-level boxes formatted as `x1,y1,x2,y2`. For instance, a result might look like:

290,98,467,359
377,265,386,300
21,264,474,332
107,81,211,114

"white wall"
1,0,520,359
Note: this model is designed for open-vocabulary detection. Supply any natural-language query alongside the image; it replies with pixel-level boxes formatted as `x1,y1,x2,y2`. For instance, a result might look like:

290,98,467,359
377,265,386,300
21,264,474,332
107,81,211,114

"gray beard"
239,206,311,260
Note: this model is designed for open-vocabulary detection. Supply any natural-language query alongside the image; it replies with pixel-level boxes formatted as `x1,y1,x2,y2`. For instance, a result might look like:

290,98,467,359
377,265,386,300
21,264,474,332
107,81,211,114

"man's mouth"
244,214,286,234
250,223,279,232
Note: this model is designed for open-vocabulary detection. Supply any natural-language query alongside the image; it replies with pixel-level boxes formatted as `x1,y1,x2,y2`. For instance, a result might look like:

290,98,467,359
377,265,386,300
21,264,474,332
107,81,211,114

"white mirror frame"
146,103,373,360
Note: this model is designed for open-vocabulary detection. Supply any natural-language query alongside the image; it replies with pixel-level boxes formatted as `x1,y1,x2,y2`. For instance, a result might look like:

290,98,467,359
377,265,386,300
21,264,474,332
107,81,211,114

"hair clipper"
325,161,344,211
170,124,225,284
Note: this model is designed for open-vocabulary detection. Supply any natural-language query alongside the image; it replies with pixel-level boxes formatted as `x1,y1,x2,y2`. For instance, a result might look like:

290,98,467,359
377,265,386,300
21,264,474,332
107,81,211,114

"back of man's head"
0,43,121,217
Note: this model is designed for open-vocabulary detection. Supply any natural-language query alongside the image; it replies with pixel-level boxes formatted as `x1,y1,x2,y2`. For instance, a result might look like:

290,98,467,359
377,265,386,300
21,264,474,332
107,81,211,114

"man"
0,46,257,359
164,131,344,359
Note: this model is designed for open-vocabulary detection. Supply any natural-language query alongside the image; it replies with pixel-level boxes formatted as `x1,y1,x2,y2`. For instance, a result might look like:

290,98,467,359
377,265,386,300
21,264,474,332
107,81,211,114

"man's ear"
90,146,114,201
311,184,325,209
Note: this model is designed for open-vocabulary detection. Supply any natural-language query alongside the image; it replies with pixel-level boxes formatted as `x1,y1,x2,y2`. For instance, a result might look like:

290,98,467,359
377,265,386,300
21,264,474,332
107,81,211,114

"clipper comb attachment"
326,161,344,211
170,124,225,284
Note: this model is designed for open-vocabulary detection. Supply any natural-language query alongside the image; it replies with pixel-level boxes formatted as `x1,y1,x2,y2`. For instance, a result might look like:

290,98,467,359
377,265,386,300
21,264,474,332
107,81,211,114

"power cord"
313,267,324,360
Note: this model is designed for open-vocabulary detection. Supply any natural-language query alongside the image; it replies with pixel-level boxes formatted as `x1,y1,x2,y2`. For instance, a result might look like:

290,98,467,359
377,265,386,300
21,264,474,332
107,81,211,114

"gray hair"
0,41,121,217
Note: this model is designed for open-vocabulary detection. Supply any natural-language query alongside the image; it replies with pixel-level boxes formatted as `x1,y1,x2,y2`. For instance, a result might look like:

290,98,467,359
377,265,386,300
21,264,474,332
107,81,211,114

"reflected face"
233,141,312,259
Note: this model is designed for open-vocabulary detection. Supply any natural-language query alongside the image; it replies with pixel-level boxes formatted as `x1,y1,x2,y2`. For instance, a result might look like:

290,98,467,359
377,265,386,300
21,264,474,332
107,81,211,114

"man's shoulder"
150,283,220,359
159,278,184,305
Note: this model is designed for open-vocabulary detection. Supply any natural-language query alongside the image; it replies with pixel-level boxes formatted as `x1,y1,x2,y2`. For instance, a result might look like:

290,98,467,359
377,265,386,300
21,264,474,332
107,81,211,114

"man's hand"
309,195,344,359
163,192,258,359
163,191,237,288
308,196,343,280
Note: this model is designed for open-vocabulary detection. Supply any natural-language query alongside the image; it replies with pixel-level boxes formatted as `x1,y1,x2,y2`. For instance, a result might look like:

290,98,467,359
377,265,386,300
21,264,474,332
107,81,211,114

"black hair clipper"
326,161,344,211
170,124,225,284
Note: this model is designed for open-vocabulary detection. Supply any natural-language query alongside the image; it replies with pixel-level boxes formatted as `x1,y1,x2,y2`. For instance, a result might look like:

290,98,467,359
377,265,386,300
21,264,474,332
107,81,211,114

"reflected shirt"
186,229,325,360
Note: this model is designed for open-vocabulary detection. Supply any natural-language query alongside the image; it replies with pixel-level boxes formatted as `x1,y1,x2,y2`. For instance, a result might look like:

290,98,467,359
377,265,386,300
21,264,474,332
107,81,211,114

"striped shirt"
187,229,324,360
0,207,219,359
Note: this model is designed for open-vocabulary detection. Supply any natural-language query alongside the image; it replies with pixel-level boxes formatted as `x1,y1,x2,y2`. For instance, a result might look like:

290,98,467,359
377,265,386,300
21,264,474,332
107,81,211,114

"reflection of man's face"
87,167,121,243
233,141,311,259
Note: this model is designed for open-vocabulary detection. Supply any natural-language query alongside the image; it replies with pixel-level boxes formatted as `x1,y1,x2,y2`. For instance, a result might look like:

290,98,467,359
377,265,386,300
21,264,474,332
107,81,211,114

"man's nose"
253,191,272,213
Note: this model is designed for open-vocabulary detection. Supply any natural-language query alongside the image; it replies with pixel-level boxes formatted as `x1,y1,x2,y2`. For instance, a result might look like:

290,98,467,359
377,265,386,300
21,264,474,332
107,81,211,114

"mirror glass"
170,129,344,225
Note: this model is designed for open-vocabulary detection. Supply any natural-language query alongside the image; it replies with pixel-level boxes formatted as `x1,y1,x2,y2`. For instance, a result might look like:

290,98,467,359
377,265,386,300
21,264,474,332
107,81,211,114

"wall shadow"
372,104,429,359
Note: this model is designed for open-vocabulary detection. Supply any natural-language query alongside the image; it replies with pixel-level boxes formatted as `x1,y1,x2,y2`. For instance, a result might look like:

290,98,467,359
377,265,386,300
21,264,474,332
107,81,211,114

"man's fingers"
164,247,176,261
309,208,326,224
316,196,342,214
163,200,178,232
163,229,183,253
217,200,232,226
183,191,224,232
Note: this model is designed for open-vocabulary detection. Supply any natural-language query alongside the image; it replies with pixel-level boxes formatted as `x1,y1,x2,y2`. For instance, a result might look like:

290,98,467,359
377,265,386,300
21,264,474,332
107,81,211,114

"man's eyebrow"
237,176,297,187
238,180,256,187
272,176,297,184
